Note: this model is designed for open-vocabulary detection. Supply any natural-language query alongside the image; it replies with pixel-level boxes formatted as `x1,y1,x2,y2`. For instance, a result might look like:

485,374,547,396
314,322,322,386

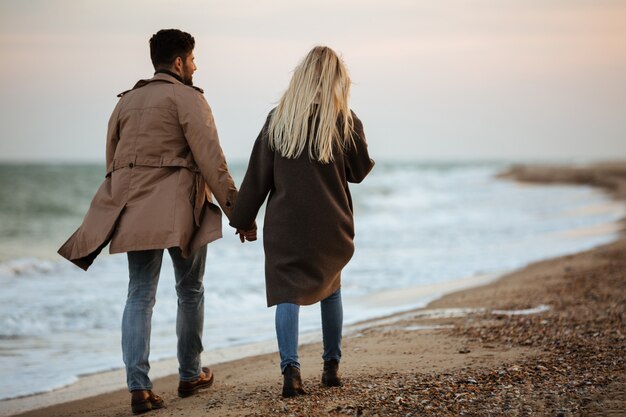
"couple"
58,28,374,414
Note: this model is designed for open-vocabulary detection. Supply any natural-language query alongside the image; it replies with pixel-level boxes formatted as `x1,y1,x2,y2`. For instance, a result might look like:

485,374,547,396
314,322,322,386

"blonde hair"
268,46,354,163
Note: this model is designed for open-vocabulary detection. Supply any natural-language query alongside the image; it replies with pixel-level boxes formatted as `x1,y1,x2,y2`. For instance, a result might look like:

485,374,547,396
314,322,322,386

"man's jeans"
275,288,343,372
122,246,206,391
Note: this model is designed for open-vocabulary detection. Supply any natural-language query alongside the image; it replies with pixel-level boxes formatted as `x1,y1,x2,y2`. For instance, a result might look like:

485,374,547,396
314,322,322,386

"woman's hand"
236,223,258,243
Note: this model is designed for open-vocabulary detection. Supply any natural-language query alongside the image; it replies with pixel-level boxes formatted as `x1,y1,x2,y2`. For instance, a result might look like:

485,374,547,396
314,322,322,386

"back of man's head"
149,29,195,70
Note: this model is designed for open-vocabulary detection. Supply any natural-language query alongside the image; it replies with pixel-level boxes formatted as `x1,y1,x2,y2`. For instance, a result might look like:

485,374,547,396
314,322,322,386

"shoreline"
0,272,503,416
6,161,626,416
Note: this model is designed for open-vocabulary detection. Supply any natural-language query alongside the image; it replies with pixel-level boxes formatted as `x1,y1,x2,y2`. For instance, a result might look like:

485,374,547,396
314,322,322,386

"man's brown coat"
59,73,237,270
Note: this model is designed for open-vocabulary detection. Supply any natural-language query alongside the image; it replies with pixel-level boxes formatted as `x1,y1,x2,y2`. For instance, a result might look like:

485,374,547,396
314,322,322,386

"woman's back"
230,109,373,306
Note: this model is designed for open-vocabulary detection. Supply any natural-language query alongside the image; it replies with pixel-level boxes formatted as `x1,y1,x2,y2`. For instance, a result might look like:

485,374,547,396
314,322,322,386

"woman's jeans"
122,246,206,391
275,288,343,372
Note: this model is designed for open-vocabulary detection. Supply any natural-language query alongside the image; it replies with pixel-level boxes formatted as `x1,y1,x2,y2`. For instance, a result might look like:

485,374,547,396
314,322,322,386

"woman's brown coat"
229,111,374,306
58,73,237,270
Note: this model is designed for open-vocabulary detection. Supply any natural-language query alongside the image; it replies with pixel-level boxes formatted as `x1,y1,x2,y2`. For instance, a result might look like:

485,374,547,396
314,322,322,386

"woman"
230,46,374,397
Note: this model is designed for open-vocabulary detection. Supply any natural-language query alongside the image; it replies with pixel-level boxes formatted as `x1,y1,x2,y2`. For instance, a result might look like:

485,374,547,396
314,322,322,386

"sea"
0,161,623,401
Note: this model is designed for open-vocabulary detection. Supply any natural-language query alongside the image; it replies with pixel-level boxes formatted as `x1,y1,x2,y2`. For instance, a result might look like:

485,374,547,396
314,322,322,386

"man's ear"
172,56,183,73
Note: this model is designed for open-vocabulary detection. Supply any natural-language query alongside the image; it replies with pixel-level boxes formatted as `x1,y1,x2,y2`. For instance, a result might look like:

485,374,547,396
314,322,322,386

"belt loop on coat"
105,159,115,177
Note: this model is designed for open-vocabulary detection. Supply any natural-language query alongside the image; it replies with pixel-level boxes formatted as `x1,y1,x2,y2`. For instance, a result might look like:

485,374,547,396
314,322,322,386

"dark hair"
149,29,195,69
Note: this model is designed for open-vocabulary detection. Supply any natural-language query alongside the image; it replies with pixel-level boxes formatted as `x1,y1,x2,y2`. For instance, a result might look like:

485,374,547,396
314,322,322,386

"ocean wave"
0,258,62,277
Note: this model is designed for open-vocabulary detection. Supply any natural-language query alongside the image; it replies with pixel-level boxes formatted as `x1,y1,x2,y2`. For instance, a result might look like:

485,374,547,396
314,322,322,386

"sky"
0,0,625,163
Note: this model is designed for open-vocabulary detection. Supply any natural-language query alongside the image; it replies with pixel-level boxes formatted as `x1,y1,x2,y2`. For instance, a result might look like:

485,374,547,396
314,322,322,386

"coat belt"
106,156,207,226
106,156,199,176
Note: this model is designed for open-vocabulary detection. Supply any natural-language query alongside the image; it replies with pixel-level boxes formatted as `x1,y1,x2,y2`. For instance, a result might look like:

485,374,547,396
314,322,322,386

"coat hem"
266,281,341,307
108,230,223,257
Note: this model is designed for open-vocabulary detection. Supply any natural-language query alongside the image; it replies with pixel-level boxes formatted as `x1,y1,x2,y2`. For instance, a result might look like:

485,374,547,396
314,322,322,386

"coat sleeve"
229,114,274,230
345,110,375,183
175,88,238,220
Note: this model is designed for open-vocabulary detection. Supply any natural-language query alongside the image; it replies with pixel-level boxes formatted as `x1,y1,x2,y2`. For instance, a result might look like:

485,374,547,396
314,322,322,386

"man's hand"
236,224,257,243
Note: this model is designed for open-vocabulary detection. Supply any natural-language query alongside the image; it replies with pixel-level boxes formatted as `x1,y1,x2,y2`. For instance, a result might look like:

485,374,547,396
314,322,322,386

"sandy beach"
6,162,626,417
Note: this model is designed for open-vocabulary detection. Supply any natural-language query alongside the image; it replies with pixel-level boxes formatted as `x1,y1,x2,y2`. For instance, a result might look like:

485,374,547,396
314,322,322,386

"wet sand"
7,162,626,416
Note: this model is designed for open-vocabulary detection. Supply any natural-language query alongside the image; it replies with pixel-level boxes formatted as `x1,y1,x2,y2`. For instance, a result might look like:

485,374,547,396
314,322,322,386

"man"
58,29,256,414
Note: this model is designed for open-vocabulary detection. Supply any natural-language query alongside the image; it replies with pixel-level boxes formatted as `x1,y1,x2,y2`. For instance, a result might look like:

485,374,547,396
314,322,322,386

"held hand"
243,228,257,242
235,224,257,243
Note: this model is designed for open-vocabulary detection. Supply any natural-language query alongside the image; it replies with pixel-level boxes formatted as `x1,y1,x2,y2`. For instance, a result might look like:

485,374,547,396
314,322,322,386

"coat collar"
153,70,184,84
117,72,203,97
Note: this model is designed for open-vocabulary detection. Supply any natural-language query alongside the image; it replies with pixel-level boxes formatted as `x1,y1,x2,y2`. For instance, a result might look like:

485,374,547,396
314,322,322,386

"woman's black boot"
282,365,307,397
321,359,342,387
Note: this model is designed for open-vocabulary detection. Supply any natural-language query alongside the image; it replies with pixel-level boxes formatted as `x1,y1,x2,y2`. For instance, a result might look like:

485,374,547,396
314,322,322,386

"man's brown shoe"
131,390,164,414
178,367,214,398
